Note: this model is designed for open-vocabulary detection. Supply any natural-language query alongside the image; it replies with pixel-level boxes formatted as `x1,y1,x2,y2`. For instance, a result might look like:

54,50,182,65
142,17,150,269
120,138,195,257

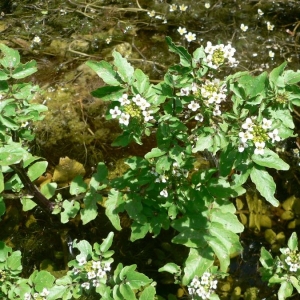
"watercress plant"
0,35,300,299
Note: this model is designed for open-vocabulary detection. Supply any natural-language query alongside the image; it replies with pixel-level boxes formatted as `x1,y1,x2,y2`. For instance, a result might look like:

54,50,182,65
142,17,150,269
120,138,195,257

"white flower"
238,143,246,152
160,189,168,197
185,32,196,42
106,37,112,44
139,99,151,111
180,87,190,96
268,129,280,143
213,105,221,116
188,101,200,111
78,257,87,266
242,118,254,131
119,94,130,105
93,279,100,287
267,21,274,31
92,260,101,269
262,118,272,129
179,4,188,11
40,288,50,297
132,94,143,106
88,271,97,279
104,263,111,271
269,50,275,58
81,282,90,290
143,110,153,122
240,24,248,32
33,36,41,44
109,106,121,118
258,9,264,16
254,141,265,155
239,131,253,143
290,264,299,272
169,4,177,12
210,280,218,289
177,26,187,35
24,293,31,300
205,2,211,9
97,269,106,278
119,113,130,126
147,10,155,18
195,113,204,122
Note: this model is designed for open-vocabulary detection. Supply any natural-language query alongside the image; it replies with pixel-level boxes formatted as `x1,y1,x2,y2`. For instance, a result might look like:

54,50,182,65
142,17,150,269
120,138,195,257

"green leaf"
48,285,69,300
120,283,136,300
40,182,57,199
125,269,152,289
91,86,125,101
132,69,150,95
6,250,22,272
21,197,37,211
259,247,274,269
269,62,287,89
252,149,289,170
33,270,55,292
113,50,134,83
278,281,293,300
81,191,100,224
166,36,192,67
182,248,214,285
192,134,213,153
105,189,125,230
0,43,20,68
73,240,93,259
130,222,150,242
27,161,48,181
139,285,156,300
287,232,298,251
90,162,108,190
0,172,4,193
0,70,9,80
0,241,12,263
283,69,300,85
61,200,80,223
250,167,279,206
0,115,18,130
158,263,180,274
210,210,244,233
144,148,166,159
290,276,300,293
12,60,37,79
85,60,122,85
205,235,229,272
70,175,88,195
238,72,267,100
100,232,114,253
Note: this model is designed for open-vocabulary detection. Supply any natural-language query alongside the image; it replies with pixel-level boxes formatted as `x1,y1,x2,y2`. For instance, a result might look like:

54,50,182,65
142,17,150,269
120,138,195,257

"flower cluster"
109,93,153,126
238,117,280,154
282,248,300,272
73,256,112,290
200,79,227,116
188,272,218,299
24,288,49,300
169,4,188,12
204,42,237,69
